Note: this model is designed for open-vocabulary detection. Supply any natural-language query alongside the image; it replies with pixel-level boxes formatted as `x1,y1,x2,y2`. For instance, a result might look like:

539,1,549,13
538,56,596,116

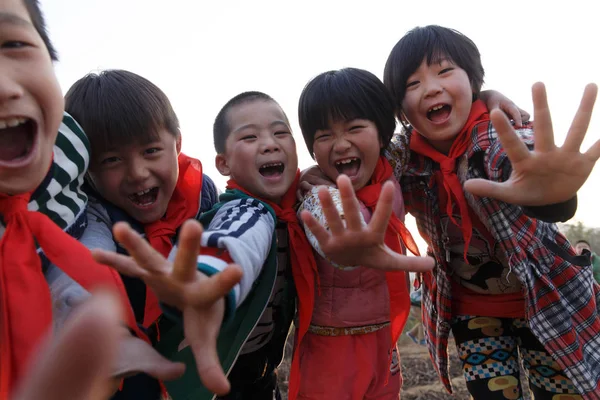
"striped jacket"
385,122,600,398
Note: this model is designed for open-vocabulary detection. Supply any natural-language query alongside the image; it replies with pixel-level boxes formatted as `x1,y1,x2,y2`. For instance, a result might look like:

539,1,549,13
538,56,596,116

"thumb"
463,178,510,202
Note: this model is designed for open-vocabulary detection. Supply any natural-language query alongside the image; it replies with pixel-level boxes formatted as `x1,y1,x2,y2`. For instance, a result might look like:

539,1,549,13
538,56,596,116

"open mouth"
335,157,361,177
0,118,36,164
427,104,452,123
259,162,285,178
128,187,159,207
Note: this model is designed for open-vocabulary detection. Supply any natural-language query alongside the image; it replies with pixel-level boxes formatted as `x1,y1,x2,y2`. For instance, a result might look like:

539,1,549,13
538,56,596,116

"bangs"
64,70,179,156
299,68,396,155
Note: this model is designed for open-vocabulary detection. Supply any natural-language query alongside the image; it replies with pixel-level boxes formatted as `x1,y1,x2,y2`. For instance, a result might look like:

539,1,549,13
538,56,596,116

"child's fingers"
392,253,436,272
490,109,530,164
14,291,122,400
188,265,242,306
317,186,345,235
300,210,332,247
92,249,149,278
563,83,598,153
337,175,363,231
184,307,230,396
530,82,555,153
113,334,185,381
585,138,600,162
113,222,168,274
368,181,395,238
172,220,204,282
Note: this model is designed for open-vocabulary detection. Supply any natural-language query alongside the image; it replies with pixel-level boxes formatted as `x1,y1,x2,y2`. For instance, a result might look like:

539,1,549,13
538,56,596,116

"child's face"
0,0,64,195
216,100,298,203
312,119,382,191
401,57,473,153
87,130,181,224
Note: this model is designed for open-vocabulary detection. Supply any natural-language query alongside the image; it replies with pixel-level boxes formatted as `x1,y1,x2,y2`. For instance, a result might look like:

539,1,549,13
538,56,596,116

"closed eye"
406,80,419,88
241,135,257,141
439,67,454,75
274,130,290,136
145,147,162,155
1,40,30,49
100,156,120,165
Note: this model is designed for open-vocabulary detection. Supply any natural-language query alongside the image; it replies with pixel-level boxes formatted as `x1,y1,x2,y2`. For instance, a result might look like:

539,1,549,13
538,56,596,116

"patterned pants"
451,316,581,400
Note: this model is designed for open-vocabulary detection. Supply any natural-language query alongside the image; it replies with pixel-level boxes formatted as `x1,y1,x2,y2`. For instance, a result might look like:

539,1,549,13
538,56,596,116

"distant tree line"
560,221,600,251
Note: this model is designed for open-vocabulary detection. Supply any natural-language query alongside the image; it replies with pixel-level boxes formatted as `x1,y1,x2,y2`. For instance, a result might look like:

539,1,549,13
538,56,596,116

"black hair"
298,68,396,157
213,91,287,153
576,239,591,246
23,0,57,60
383,25,485,119
64,69,180,155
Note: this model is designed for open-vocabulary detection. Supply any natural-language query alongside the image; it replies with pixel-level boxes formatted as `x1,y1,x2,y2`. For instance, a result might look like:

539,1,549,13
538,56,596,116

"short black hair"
23,0,58,61
298,68,396,157
383,25,485,117
213,91,287,154
576,239,591,246
64,70,180,155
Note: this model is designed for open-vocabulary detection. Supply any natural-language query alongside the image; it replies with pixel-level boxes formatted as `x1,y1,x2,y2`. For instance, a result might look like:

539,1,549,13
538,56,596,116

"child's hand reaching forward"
92,220,243,396
300,175,435,272
465,82,599,206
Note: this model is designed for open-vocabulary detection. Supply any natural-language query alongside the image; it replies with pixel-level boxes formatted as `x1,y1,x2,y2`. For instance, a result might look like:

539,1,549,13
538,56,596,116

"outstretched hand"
465,82,599,206
14,291,122,400
300,175,435,272
92,220,243,396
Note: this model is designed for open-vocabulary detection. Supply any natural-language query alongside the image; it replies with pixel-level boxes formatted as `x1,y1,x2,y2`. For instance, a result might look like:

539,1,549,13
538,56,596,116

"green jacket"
155,189,295,400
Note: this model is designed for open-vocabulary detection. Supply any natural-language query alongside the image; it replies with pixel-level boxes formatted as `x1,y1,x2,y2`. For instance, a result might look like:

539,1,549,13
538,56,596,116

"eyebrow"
0,12,32,27
232,120,289,134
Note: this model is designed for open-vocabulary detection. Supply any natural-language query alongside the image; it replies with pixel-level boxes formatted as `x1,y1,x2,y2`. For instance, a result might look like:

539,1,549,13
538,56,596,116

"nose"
260,134,281,153
0,66,24,104
126,158,150,183
332,135,351,154
423,77,443,99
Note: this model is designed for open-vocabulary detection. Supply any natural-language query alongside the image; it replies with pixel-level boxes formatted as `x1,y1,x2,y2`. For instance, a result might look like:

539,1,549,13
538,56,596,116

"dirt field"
277,317,532,399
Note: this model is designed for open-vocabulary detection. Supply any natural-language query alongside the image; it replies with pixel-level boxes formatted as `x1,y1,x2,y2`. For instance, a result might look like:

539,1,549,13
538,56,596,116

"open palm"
464,82,599,206
92,220,242,396
300,175,434,272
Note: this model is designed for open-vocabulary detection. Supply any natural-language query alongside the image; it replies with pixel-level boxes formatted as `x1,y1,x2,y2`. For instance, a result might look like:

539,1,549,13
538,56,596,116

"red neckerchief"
226,171,318,400
356,156,420,367
0,193,147,397
143,153,203,327
409,100,489,259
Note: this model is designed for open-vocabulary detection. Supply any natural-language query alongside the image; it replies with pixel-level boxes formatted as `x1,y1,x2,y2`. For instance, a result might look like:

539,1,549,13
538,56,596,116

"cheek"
89,170,121,197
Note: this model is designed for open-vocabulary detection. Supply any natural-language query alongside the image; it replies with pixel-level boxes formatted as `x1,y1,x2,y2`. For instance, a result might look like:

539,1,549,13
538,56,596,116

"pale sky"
43,0,599,251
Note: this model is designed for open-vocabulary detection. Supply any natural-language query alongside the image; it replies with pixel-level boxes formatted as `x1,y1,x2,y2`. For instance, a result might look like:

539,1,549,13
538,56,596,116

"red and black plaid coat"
385,122,600,399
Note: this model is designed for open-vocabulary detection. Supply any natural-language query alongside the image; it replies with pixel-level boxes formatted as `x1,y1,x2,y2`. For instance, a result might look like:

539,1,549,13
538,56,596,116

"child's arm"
93,220,242,396
300,175,435,272
480,89,530,128
464,82,599,207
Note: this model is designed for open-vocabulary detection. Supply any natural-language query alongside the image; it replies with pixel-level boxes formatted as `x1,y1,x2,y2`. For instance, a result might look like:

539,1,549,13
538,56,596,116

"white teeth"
135,188,152,196
0,117,28,130
262,162,283,168
428,105,445,112
335,158,358,165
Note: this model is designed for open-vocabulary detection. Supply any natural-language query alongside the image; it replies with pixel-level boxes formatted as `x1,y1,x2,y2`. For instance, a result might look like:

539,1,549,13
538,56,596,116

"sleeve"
384,130,411,182
169,198,275,316
486,125,577,222
78,196,117,252
200,173,219,213
298,186,364,270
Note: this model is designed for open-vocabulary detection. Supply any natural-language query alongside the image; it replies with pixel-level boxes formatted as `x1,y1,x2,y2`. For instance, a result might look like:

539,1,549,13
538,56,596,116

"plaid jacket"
385,122,600,398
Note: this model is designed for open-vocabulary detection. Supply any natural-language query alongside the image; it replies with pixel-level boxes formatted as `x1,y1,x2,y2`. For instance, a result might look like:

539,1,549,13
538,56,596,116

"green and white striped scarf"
27,112,90,231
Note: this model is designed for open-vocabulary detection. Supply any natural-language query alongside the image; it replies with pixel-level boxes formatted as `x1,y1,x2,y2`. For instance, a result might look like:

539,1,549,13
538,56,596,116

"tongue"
133,190,157,205
261,167,282,177
338,162,360,177
0,126,31,161
429,107,451,123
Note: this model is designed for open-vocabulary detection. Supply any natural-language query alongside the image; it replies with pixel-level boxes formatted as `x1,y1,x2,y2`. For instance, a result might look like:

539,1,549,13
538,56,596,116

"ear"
175,132,182,154
215,153,231,176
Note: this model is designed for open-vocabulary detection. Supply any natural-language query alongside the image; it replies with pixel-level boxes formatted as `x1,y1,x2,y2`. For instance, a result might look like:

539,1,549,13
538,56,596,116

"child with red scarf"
292,68,435,400
63,69,221,399
0,2,187,397
379,25,600,399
